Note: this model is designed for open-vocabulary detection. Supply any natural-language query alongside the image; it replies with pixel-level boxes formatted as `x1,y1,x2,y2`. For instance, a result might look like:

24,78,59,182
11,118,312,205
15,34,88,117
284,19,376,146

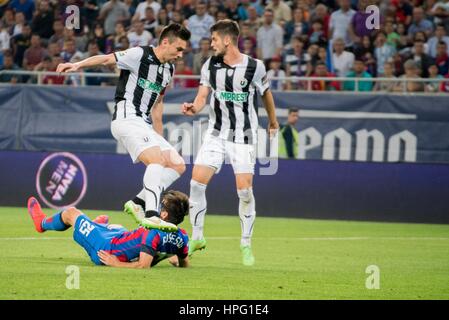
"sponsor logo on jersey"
137,77,164,93
216,91,249,103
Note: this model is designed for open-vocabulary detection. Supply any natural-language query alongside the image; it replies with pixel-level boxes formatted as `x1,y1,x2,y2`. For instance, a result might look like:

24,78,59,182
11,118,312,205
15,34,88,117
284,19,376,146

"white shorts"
111,116,174,164
194,134,256,174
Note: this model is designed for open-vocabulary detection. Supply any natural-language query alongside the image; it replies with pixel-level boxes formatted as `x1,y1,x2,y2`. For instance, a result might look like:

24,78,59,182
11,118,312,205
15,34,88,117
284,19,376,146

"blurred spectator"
284,7,309,45
11,23,31,67
343,59,373,91
427,24,449,58
31,0,54,39
429,0,449,33
84,0,100,30
157,8,170,26
1,8,15,32
246,6,262,35
267,55,286,91
425,64,444,92
385,21,401,49
284,36,311,90
142,7,158,36
23,34,47,71
183,40,194,69
396,22,410,50
0,51,21,83
242,36,257,57
225,0,241,22
311,61,340,90
8,0,35,22
407,7,434,40
193,37,211,75
278,108,299,159
99,0,131,36
238,21,256,51
374,61,397,91
436,41,449,75
329,0,356,48
354,35,373,59
47,42,61,58
128,20,153,47
60,38,83,63
237,0,252,21
48,20,65,47
266,0,292,25
404,40,435,77
0,21,10,54
117,35,130,51
11,11,25,37
93,23,113,53
173,58,197,88
133,0,161,22
111,22,128,50
332,37,354,77
257,9,283,63
308,19,327,46
349,0,377,47
393,59,425,92
393,0,413,26
83,41,111,86
309,4,330,38
374,32,396,76
187,1,215,51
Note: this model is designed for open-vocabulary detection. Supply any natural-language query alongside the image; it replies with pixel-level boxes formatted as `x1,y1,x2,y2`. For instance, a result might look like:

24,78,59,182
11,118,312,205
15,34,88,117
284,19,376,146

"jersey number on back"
79,219,95,237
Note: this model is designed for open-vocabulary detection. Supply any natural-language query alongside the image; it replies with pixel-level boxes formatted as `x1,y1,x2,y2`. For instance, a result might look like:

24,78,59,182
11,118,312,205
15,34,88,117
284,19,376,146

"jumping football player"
25,191,190,269
56,24,191,232
181,20,279,266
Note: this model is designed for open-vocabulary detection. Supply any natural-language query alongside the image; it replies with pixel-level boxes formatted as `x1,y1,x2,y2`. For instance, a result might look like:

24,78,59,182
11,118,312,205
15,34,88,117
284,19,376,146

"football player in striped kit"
57,24,191,232
182,20,279,266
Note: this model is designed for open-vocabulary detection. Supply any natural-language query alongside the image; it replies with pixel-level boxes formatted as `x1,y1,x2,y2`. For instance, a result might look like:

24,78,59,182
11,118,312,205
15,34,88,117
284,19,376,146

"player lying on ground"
26,191,190,269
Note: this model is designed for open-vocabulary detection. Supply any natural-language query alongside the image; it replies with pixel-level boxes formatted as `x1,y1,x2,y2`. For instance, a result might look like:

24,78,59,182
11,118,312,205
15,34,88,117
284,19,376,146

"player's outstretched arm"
181,85,210,116
261,89,280,137
56,54,116,73
98,250,153,269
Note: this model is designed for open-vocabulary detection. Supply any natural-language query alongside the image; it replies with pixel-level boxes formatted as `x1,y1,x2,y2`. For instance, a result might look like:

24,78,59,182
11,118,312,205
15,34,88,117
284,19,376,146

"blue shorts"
73,214,126,265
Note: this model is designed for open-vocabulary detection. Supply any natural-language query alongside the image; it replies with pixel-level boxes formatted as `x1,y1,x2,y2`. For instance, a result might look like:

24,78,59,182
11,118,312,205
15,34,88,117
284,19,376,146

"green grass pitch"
0,206,448,300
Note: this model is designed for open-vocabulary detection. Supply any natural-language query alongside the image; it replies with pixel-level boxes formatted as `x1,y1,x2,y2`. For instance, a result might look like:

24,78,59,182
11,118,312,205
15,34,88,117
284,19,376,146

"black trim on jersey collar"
148,46,162,65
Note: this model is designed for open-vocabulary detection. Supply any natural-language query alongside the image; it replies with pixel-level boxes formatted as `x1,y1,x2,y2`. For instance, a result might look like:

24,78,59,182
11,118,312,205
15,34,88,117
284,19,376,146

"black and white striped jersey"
112,46,174,122
200,54,269,144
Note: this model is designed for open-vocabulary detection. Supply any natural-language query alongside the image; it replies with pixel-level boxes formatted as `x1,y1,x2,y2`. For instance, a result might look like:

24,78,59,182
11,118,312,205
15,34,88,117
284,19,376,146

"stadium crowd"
1,0,449,92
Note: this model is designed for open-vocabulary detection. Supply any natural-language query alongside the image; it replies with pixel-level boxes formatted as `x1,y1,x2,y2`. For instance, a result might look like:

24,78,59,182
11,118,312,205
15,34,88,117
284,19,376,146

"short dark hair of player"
161,190,190,226
210,19,240,44
288,108,299,114
159,23,191,44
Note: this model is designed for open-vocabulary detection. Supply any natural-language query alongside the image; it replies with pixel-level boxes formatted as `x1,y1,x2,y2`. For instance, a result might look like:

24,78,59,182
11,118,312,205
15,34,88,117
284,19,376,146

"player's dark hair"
161,190,189,225
288,108,299,114
210,19,240,44
159,23,191,44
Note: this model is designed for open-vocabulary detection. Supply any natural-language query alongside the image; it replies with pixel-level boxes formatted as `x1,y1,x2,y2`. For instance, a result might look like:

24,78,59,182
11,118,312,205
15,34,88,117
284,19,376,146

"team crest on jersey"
158,65,164,74
240,79,248,87
227,69,234,77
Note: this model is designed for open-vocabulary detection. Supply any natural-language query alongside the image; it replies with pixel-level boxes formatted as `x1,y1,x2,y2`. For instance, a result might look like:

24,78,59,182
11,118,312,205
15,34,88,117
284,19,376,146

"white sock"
238,188,256,247
160,167,180,190
189,180,207,240
143,163,164,214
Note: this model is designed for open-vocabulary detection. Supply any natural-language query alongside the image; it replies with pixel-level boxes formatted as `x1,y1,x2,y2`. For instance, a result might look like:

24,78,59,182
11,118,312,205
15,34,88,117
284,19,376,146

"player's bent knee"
237,188,253,201
63,207,82,225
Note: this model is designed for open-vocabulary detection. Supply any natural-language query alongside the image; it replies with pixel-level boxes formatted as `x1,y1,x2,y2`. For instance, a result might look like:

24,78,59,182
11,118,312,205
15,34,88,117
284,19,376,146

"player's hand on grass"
268,121,280,138
181,102,196,116
98,250,120,267
168,255,179,267
56,62,80,73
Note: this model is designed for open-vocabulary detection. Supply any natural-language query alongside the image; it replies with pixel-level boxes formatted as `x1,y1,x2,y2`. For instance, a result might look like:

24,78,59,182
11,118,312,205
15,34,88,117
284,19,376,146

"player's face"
163,37,187,63
210,32,228,57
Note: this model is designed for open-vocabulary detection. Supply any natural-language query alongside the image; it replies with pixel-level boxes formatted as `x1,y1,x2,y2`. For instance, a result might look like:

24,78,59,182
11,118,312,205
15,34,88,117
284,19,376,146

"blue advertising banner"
1,150,449,224
1,86,449,164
